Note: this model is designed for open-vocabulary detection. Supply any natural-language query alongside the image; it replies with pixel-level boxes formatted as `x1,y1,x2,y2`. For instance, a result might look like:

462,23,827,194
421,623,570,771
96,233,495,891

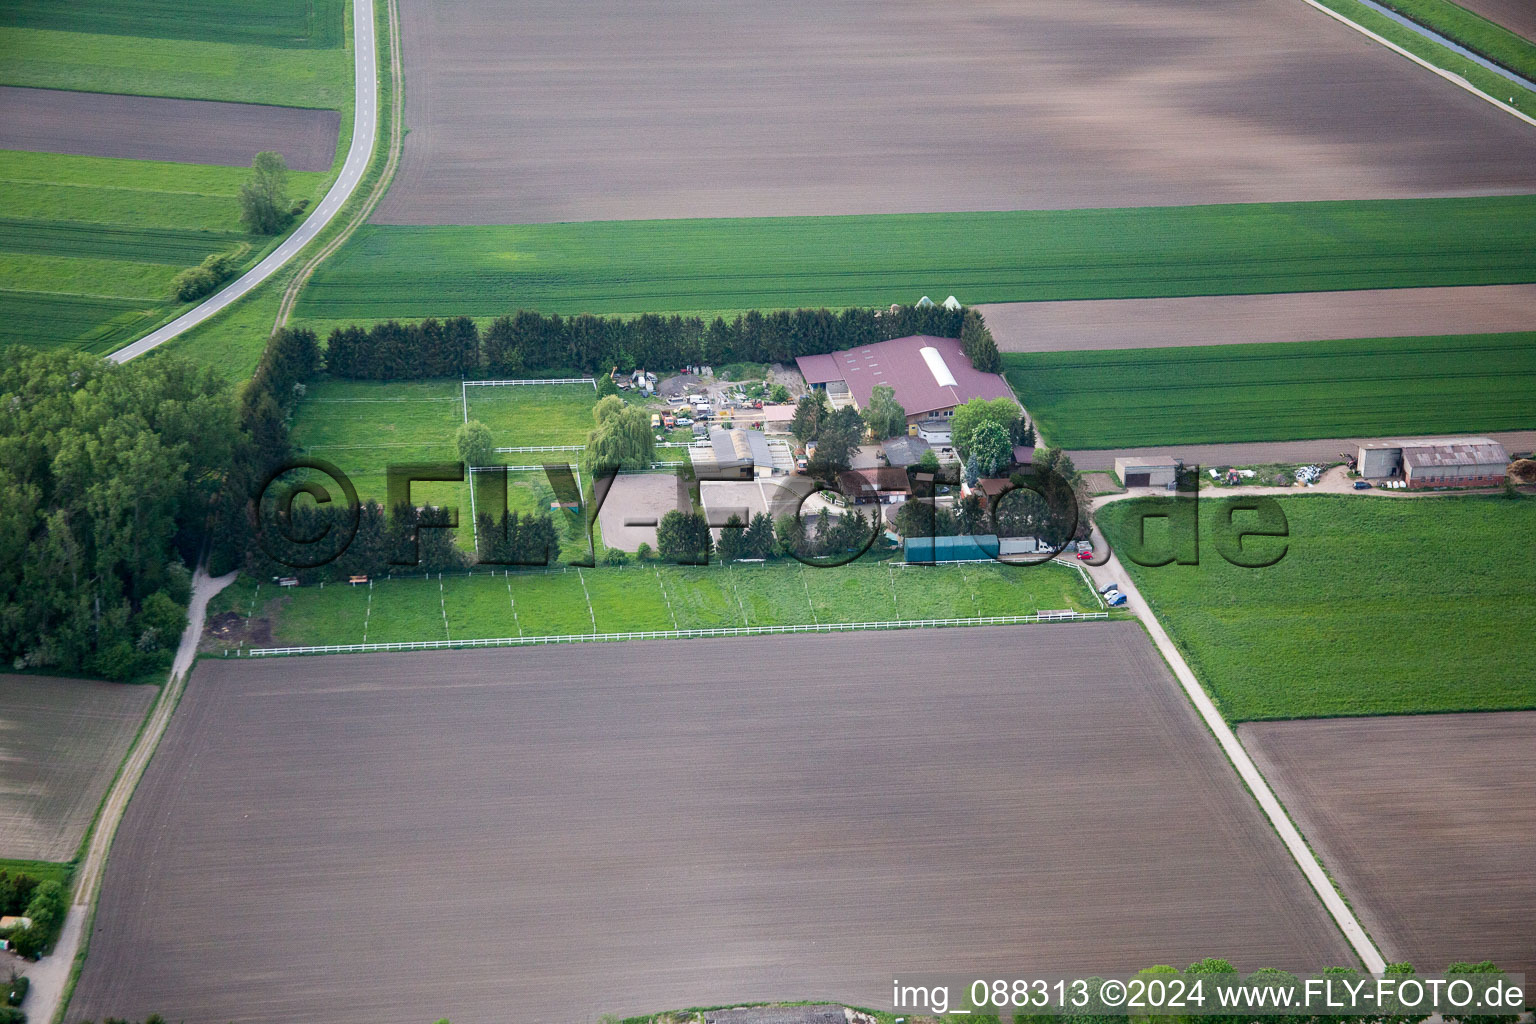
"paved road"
22,567,237,1024
1067,430,1536,472
107,0,378,364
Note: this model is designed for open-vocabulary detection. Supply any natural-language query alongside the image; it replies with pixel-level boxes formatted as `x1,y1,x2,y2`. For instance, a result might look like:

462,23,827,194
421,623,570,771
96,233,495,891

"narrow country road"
106,0,378,364
1079,487,1388,971
22,567,237,1024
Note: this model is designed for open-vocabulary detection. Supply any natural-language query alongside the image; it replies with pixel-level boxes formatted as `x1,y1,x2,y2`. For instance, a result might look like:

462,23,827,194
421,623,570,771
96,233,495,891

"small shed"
882,434,933,467
1114,455,1179,488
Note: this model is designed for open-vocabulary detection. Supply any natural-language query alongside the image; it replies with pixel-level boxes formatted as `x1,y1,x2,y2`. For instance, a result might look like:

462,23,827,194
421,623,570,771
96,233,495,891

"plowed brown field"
1242,713,1536,979
72,623,1353,1024
373,0,1536,225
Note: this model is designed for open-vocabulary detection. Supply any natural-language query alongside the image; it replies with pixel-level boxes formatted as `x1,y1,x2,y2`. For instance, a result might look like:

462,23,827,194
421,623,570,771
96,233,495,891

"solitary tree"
789,390,829,443
861,383,907,441
584,395,654,471
239,151,292,234
455,419,494,466
969,419,1012,476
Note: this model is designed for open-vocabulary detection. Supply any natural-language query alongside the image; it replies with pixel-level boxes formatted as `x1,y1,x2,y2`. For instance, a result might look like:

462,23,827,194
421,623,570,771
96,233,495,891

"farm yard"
0,151,332,351
294,196,1536,325
1242,712,1536,979
1095,495,1536,722
213,558,1099,651
70,626,1356,1024
373,0,1536,226
1005,331,1536,450
0,673,155,862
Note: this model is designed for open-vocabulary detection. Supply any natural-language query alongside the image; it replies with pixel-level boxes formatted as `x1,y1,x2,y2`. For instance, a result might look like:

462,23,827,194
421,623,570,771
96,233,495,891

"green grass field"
0,152,333,352
294,196,1536,323
290,379,601,495
1005,331,1536,449
0,0,346,48
0,857,73,890
0,25,352,108
1097,494,1536,720
234,559,1097,649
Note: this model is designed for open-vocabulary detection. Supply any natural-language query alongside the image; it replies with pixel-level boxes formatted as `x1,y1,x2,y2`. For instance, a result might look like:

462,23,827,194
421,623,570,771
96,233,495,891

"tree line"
319,304,987,380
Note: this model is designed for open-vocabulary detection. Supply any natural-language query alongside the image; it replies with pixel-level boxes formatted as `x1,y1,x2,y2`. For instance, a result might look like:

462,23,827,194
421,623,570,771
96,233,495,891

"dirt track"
373,0,1536,225
1455,0,1536,40
1065,429,1536,471
0,87,340,171
979,286,1536,353
1242,713,1536,978
71,624,1353,1023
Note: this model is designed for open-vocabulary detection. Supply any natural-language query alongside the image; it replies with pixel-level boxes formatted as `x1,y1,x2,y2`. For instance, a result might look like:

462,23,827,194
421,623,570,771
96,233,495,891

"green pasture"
1006,332,1536,449
0,0,346,48
240,559,1097,649
465,383,599,448
0,25,352,108
1097,494,1536,721
0,152,333,352
296,196,1536,323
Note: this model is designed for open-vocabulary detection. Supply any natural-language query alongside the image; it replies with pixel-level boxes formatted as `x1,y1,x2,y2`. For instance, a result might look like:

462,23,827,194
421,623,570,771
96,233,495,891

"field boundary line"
1298,0,1536,129
242,611,1109,655
464,378,596,387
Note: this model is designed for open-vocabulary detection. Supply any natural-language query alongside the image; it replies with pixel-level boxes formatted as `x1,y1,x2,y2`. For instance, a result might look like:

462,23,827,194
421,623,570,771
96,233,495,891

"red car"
1076,548,1094,560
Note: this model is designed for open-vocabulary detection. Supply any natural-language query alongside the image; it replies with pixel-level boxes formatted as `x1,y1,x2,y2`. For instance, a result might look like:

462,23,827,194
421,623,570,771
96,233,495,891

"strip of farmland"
0,86,340,171
977,286,1536,354
294,196,1536,323
72,625,1355,1023
1241,712,1536,978
1004,331,1536,450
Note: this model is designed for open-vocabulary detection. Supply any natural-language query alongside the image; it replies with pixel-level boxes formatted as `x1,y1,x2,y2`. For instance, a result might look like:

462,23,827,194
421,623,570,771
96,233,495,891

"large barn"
1357,437,1509,488
795,335,1016,424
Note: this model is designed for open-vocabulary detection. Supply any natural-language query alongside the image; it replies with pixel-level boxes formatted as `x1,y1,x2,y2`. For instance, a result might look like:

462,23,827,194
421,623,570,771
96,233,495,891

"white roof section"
943,295,962,310
919,346,958,388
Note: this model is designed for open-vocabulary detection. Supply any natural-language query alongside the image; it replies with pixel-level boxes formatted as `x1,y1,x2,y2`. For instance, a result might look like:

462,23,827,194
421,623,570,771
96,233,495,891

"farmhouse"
1114,455,1181,489
1357,437,1509,488
795,335,1016,426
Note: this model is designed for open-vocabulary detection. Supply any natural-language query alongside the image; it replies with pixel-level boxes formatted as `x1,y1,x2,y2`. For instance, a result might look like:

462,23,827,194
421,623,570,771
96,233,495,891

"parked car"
1098,581,1119,595
1105,591,1128,607
1354,480,1372,490
1076,548,1094,561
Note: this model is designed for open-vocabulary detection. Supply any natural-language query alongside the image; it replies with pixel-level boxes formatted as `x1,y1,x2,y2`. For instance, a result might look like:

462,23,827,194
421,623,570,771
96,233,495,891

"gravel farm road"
106,0,378,364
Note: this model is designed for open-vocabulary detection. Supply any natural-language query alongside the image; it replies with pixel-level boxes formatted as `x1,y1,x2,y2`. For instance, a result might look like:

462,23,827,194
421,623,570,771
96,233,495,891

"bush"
239,151,292,234
169,245,249,302
455,420,494,467
0,1004,25,1023
5,973,27,1007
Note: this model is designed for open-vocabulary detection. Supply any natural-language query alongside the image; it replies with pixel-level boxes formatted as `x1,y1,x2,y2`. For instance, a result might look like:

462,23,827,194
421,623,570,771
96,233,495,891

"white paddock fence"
241,611,1109,657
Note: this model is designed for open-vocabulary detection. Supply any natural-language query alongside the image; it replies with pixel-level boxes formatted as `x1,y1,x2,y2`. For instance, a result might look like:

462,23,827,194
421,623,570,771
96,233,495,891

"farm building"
903,533,1000,563
795,335,1016,424
881,434,933,467
1357,437,1509,488
836,467,912,504
1114,455,1180,488
706,427,783,477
